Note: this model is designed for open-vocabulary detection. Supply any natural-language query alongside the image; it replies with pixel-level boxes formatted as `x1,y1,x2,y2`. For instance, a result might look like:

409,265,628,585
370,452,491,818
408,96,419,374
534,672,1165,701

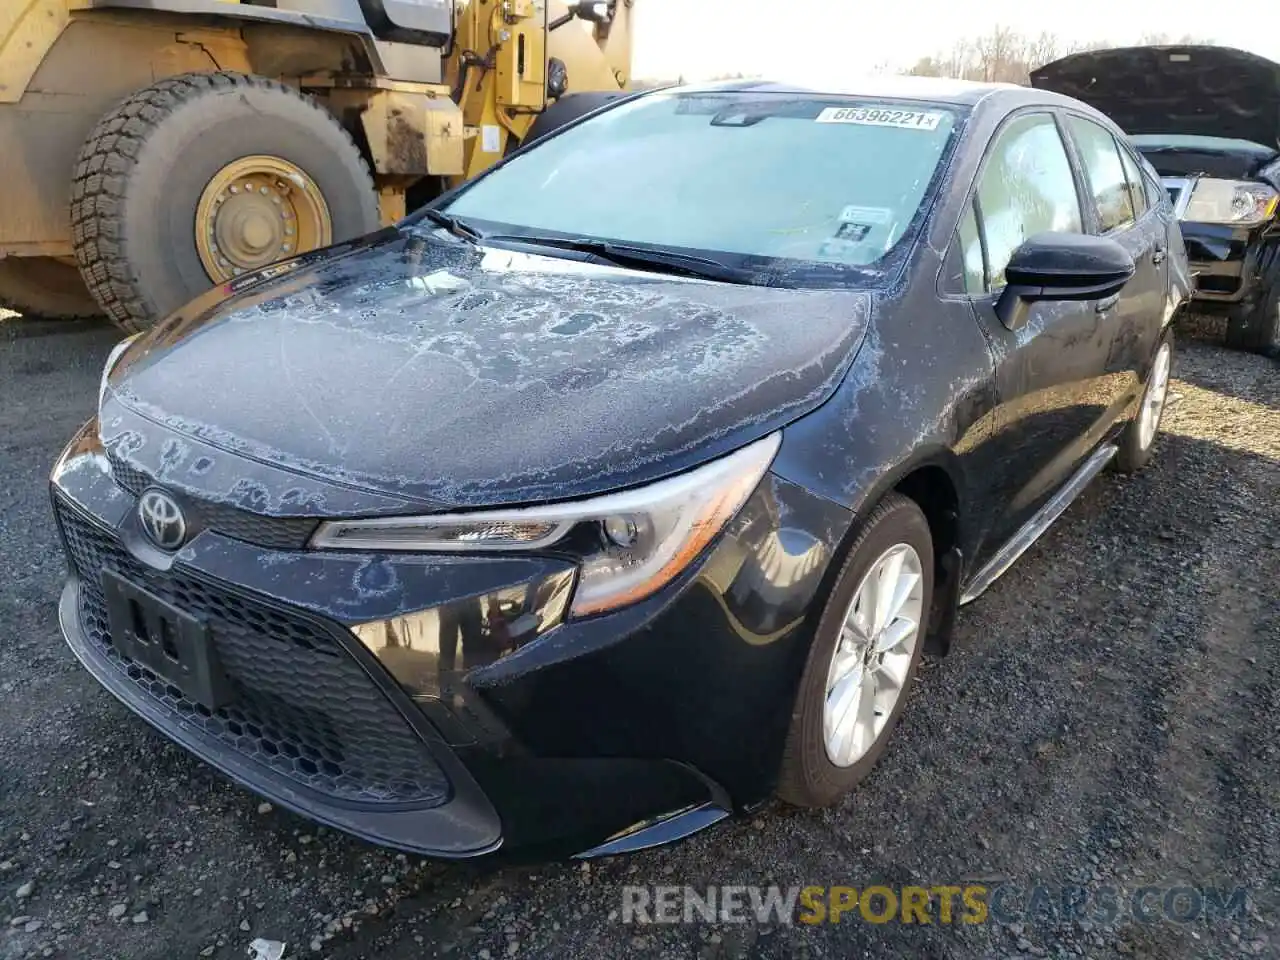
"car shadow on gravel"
2,331,1277,960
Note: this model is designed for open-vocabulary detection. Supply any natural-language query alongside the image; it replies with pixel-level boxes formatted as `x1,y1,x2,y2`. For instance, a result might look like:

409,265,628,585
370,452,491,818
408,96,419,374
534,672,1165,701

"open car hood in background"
1031,46,1280,150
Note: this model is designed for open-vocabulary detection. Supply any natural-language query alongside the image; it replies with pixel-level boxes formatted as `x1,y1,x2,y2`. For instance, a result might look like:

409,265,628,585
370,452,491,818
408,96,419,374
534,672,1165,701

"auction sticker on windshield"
816,107,943,130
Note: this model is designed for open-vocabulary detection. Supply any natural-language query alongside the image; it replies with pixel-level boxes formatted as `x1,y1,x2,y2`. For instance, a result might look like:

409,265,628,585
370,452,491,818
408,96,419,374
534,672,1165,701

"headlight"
1183,178,1279,227
311,432,781,618
99,333,141,407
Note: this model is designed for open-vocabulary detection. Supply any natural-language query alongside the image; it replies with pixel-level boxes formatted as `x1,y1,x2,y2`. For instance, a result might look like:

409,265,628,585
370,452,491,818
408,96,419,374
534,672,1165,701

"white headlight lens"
310,432,782,617
311,516,572,551
1183,178,1279,226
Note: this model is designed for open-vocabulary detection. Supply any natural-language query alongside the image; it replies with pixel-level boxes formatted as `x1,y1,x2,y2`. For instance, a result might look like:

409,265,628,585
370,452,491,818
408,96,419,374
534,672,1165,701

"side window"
957,201,985,294
1118,144,1149,218
1144,161,1166,211
1067,115,1136,233
974,113,1083,290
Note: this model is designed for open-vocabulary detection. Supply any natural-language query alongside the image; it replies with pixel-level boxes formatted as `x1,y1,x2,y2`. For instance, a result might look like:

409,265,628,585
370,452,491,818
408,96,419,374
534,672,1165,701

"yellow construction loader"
0,0,633,330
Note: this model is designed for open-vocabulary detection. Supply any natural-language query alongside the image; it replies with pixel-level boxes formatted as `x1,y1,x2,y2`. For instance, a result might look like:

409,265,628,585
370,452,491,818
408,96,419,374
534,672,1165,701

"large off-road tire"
0,257,101,320
1114,331,1174,473
777,493,933,808
1224,258,1280,357
71,71,380,333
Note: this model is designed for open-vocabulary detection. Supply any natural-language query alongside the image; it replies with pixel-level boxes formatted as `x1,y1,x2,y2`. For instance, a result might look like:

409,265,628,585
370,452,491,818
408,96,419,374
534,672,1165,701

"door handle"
1152,245,1167,265
1095,293,1121,314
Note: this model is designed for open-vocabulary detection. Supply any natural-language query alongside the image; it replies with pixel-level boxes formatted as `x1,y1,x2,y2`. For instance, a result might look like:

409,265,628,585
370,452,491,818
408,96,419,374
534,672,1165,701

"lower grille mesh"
56,495,449,807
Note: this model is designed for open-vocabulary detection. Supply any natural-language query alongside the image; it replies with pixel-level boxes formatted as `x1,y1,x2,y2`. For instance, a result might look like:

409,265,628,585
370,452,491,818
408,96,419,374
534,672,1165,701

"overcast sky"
630,0,1280,81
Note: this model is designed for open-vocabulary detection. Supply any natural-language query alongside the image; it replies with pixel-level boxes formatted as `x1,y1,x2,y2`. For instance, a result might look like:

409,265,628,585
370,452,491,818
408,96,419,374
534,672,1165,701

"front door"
956,111,1119,547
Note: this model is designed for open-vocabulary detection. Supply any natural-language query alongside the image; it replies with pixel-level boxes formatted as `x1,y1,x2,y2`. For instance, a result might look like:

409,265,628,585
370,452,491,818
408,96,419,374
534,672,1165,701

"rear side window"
1117,146,1149,217
1067,115,1136,233
964,113,1083,291
1138,155,1166,210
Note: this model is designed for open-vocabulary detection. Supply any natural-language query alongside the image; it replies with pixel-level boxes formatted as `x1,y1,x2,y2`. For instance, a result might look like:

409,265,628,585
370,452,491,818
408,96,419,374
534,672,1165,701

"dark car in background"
52,76,1188,860
1034,46,1280,356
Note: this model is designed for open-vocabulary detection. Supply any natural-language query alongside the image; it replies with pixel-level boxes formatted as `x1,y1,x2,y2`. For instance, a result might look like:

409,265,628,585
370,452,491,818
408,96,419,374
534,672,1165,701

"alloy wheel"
823,543,924,768
1138,341,1172,451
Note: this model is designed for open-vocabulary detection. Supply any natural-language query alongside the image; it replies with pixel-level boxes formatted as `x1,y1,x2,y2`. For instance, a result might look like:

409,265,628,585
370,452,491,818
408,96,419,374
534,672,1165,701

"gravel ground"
1,310,1277,960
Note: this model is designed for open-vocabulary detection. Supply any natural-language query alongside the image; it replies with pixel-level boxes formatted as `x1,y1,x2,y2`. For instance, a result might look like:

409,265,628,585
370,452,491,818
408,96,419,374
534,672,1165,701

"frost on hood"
109,234,872,508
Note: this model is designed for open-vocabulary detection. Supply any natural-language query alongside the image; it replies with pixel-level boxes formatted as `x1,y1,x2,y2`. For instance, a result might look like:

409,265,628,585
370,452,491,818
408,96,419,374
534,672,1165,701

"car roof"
663,74,1089,111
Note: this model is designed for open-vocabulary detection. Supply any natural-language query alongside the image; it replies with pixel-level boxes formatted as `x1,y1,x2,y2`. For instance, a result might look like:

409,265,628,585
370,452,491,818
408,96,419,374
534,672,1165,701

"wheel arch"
824,447,967,657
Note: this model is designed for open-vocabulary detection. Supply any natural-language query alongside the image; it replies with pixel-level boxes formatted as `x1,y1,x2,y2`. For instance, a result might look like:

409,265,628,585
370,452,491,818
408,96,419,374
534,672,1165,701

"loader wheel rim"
195,156,332,283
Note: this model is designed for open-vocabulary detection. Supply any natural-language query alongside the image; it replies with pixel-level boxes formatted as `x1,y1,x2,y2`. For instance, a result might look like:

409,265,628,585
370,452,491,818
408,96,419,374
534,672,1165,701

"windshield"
429,91,963,286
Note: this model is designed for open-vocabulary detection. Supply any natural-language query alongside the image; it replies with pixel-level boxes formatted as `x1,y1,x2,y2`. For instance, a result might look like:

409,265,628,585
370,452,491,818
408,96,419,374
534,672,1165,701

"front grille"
191,500,321,552
107,452,152,497
56,495,449,807
107,450,319,550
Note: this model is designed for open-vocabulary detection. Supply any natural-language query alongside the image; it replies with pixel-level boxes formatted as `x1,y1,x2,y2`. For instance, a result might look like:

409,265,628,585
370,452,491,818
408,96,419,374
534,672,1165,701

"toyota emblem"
138,488,187,550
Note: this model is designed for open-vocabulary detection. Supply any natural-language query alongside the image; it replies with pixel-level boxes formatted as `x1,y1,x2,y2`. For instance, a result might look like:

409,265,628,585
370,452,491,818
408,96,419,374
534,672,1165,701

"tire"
0,257,102,320
71,71,380,333
1114,331,1174,473
777,493,933,808
1224,265,1280,357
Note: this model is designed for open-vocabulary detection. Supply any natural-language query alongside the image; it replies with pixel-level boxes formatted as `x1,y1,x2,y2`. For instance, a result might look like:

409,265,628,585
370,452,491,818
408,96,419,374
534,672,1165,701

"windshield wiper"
481,234,758,284
421,209,484,243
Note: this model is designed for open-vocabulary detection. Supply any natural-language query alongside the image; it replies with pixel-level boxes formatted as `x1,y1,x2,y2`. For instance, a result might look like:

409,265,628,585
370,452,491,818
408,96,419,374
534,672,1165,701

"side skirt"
959,443,1118,606
573,803,730,859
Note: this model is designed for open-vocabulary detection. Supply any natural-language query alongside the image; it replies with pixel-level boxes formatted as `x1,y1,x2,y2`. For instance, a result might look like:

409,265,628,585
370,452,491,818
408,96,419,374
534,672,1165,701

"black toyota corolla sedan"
51,76,1190,859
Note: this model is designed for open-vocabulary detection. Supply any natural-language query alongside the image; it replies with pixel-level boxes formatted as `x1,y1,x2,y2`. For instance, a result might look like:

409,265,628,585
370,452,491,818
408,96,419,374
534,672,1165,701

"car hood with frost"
101,229,872,513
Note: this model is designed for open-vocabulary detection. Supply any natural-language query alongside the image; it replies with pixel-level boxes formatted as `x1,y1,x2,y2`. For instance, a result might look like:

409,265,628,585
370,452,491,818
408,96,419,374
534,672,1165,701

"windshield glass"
429,91,963,286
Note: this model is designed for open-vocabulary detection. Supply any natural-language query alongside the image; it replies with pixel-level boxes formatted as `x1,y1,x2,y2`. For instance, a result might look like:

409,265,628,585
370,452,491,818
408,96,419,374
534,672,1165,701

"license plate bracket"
102,569,232,711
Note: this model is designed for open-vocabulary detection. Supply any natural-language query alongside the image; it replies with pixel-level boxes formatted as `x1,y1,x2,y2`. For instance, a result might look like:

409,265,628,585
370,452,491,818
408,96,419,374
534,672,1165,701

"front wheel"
777,493,933,808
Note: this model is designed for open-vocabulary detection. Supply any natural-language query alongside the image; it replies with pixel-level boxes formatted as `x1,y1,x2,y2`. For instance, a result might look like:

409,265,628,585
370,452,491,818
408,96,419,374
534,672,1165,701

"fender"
72,0,391,70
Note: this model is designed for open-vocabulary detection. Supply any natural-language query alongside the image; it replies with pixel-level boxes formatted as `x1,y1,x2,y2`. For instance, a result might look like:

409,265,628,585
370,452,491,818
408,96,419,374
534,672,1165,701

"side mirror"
995,232,1135,331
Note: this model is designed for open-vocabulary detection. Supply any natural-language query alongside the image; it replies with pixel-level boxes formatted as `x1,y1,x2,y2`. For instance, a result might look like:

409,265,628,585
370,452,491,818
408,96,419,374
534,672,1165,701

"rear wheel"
777,493,933,808
1114,331,1173,473
72,71,380,332
0,257,101,319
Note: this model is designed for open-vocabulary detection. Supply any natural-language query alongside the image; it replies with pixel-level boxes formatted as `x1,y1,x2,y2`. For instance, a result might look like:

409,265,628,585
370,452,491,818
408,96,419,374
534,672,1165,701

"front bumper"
51,418,849,857
1177,221,1279,307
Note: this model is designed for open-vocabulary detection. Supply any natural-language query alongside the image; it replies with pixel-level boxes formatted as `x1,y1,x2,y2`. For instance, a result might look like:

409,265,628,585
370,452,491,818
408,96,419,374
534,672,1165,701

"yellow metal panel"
495,19,546,111
0,0,71,104
420,96,466,175
334,87,465,178
0,17,249,252
377,185,407,227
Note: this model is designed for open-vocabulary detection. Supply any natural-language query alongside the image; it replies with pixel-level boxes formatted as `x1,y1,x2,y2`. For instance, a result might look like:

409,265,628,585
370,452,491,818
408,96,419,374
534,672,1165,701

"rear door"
1060,113,1167,419
950,111,1116,547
